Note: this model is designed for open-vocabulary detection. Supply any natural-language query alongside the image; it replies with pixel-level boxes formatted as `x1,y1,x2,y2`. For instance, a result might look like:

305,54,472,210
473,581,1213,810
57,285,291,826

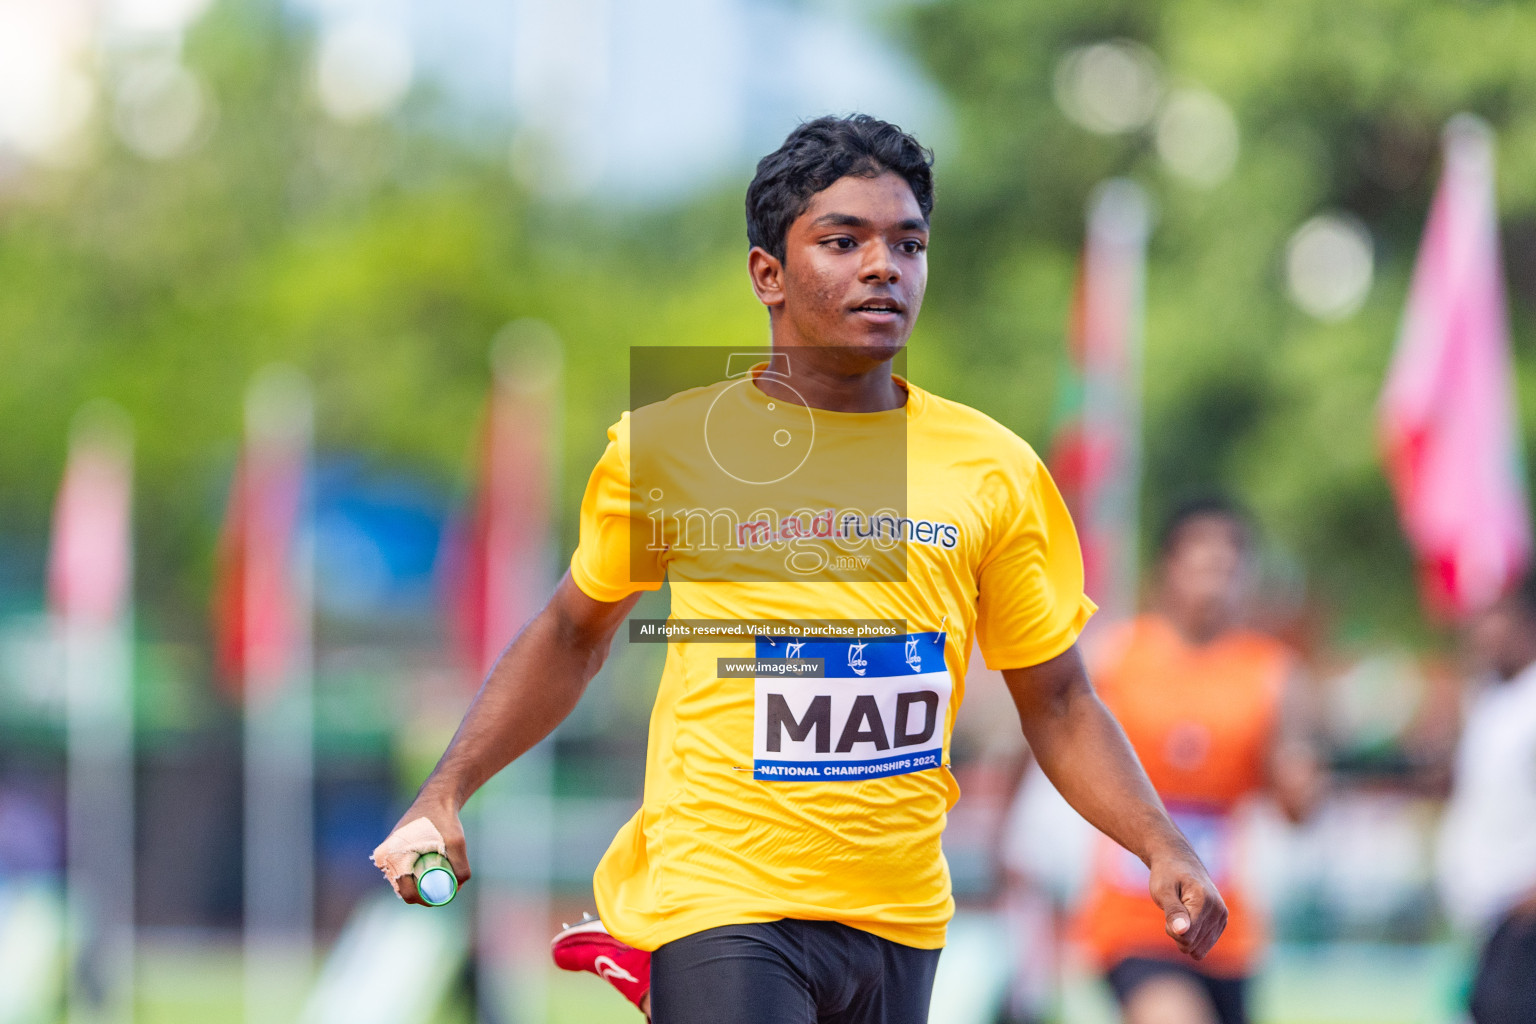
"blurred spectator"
1436,571,1536,1024
1066,497,1322,1024
995,756,1094,1024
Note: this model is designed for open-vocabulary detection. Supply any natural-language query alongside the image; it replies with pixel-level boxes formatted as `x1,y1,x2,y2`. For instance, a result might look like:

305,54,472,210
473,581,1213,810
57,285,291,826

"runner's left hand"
1147,843,1227,960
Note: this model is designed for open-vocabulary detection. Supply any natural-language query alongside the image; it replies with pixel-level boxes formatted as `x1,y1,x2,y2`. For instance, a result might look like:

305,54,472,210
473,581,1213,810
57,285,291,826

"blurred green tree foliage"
3,0,1535,646
0,1,763,635
901,0,1536,641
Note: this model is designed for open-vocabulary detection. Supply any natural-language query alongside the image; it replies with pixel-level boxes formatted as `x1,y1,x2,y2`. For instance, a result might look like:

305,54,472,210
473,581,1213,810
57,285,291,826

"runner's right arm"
386,572,640,904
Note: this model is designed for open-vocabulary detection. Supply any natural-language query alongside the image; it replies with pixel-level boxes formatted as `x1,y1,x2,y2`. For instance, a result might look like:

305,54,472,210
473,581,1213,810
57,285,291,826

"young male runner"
1073,499,1320,1024
373,115,1227,1024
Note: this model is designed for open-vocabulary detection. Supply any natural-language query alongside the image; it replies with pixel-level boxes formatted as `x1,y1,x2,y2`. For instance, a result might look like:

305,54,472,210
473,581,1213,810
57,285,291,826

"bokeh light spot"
1286,213,1374,321
1053,40,1162,135
1155,87,1239,188
316,17,414,123
112,58,208,160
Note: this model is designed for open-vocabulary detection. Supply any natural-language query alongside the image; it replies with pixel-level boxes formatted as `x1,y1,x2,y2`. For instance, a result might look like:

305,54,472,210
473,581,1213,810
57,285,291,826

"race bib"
751,632,950,781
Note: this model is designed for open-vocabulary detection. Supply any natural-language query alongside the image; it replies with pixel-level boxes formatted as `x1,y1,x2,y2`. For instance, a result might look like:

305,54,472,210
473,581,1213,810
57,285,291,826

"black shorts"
649,919,942,1024
1470,909,1536,1024
1106,956,1250,1024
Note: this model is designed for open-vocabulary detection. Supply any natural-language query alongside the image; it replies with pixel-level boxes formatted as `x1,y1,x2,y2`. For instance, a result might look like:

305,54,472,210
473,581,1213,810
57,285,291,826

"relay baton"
413,851,458,906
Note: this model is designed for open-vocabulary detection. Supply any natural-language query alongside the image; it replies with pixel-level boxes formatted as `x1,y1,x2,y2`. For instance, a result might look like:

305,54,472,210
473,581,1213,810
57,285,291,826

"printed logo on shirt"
752,632,949,781
730,511,961,551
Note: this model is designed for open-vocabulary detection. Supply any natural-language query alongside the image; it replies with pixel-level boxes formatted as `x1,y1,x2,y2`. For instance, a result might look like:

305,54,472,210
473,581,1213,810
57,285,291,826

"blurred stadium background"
5,0,1536,1022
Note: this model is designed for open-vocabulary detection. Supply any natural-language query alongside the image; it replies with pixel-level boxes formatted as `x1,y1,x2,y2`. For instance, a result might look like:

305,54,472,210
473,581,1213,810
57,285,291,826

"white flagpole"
242,365,315,1024
1081,179,1150,624
59,401,135,1024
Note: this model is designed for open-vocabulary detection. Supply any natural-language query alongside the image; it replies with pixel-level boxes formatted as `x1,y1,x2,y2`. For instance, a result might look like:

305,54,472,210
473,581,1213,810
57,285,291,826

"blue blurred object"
0,780,62,877
312,459,448,622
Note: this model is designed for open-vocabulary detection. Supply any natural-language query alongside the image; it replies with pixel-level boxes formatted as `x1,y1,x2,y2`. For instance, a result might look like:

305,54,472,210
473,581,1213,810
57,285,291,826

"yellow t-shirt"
572,375,1094,951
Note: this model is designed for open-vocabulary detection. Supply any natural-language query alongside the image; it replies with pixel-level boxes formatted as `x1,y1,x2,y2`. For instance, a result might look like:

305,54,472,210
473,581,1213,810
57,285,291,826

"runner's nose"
860,244,900,284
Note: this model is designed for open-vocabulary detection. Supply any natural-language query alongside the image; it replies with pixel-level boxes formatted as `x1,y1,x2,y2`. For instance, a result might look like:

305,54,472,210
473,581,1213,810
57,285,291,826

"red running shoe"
551,914,651,1011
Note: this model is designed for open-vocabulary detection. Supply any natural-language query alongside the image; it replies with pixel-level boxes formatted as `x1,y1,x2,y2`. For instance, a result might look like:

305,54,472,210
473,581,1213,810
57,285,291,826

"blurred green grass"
131,935,639,1024
126,933,1467,1024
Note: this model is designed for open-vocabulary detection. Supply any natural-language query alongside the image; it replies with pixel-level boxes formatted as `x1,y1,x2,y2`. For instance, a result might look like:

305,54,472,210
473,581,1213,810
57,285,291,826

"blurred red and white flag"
215,368,315,1021
444,334,558,681
49,407,133,627
1379,115,1532,620
213,371,310,696
1049,180,1150,623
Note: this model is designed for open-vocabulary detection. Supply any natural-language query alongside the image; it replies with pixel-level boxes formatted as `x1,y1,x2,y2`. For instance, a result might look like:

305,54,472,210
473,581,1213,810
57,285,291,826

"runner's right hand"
381,798,471,906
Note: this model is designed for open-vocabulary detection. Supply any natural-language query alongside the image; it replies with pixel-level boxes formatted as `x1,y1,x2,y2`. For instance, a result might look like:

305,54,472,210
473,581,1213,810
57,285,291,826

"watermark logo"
628,346,910,584
703,352,817,486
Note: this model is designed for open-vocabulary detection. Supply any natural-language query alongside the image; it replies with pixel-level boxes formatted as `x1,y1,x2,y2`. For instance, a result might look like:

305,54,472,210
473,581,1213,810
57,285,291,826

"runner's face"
1160,516,1247,636
752,171,928,361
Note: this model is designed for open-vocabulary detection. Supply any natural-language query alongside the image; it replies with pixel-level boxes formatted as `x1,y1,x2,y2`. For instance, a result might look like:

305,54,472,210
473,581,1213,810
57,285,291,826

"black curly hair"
745,114,935,263
1157,495,1254,560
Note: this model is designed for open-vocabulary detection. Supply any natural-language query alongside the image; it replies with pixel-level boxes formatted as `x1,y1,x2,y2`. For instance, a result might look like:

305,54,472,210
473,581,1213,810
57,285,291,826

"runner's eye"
899,240,926,254
822,237,857,251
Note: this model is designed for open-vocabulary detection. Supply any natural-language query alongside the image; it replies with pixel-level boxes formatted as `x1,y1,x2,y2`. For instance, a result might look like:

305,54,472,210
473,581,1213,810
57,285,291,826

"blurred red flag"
1379,115,1532,621
1048,181,1149,622
49,412,132,625
212,429,306,696
443,355,555,683
1050,256,1110,588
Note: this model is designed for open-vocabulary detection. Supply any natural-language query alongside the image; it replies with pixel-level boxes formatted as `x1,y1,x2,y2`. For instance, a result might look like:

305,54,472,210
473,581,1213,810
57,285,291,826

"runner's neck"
752,349,908,413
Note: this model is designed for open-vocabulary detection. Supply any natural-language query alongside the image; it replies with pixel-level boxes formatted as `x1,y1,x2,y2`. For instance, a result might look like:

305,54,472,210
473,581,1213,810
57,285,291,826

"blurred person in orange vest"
1436,571,1536,1024
1074,497,1322,1024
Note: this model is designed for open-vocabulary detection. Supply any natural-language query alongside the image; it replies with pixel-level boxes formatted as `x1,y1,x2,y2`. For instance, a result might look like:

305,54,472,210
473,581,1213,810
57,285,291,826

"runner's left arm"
1002,643,1228,960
